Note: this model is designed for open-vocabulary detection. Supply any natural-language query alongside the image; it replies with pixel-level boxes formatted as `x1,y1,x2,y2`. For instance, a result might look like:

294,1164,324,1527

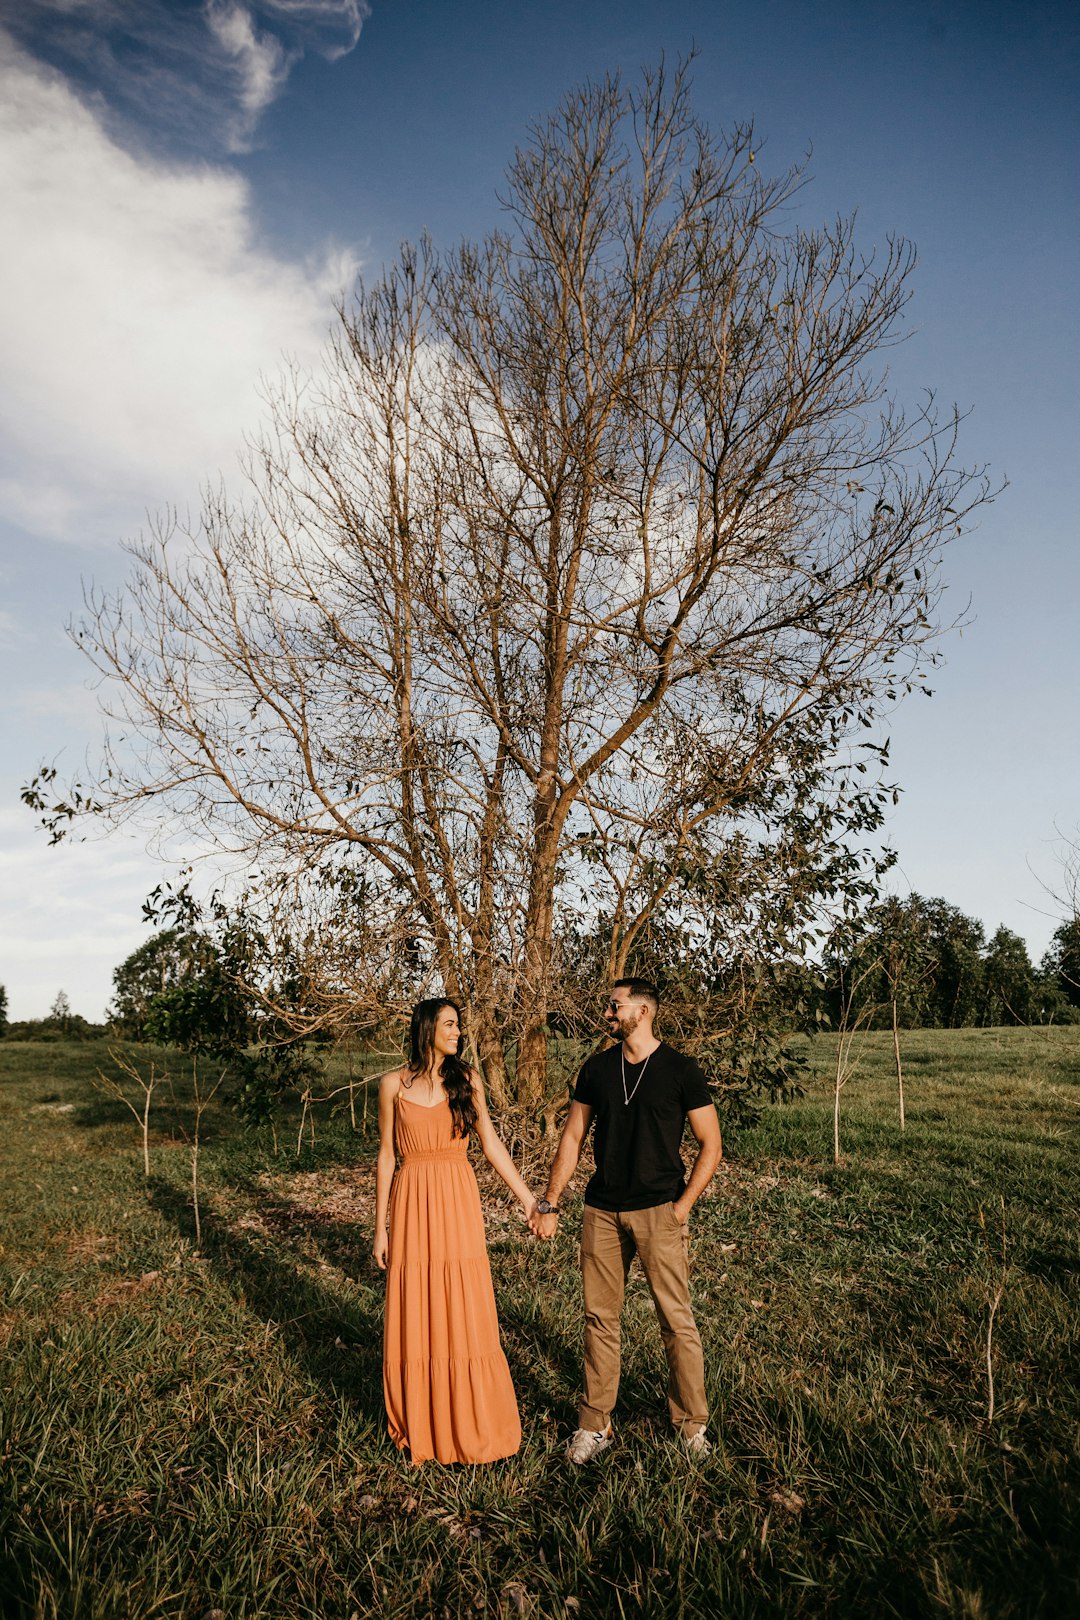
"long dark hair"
407,998,477,1139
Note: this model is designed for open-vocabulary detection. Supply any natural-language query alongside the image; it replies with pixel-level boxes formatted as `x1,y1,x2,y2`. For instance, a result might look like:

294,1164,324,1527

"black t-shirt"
573,1042,714,1211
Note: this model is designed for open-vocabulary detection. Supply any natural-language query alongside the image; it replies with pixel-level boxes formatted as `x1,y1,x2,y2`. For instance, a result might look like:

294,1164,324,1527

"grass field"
1,1027,1078,1619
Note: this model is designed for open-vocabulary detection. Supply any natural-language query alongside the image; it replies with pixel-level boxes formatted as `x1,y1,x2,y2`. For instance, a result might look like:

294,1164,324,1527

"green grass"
1,1028,1078,1618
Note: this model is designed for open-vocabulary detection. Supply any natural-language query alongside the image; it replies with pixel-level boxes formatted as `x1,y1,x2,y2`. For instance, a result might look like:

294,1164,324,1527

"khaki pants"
579,1202,708,1436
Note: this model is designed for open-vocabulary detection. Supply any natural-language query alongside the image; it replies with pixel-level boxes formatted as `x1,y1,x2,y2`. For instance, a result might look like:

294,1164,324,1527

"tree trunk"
471,1004,509,1109
469,739,510,1109
892,996,906,1130
191,1111,203,1251
516,839,559,1109
515,646,566,1106
141,1086,152,1179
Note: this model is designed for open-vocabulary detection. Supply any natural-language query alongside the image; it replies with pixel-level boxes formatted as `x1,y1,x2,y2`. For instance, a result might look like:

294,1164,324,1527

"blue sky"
1,0,1077,1018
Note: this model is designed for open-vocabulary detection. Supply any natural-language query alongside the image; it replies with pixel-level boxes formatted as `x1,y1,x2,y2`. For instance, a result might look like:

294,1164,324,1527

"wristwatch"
535,1198,561,1216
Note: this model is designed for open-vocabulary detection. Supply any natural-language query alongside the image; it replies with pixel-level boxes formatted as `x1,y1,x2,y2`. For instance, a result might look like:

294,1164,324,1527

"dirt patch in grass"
50,1225,119,1266
262,1165,375,1220
52,1270,167,1320
90,1270,166,1314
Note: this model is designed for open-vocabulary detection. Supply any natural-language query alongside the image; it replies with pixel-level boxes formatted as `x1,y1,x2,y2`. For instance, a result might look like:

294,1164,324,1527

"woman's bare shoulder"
378,1066,408,1096
467,1065,489,1105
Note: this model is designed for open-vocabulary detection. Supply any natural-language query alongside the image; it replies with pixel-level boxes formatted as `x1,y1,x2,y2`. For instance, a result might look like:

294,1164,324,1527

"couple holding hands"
373,980,723,1466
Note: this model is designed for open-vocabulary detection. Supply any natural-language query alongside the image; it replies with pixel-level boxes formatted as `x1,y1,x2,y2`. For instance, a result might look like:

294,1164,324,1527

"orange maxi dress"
383,1094,522,1464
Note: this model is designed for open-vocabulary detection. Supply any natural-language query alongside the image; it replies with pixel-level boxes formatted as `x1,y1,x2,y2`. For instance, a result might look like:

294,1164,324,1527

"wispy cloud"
0,1,370,154
206,2,293,143
0,37,360,542
265,0,369,59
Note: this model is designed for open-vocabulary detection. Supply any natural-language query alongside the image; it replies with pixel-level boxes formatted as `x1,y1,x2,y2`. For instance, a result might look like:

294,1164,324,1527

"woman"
373,998,536,1465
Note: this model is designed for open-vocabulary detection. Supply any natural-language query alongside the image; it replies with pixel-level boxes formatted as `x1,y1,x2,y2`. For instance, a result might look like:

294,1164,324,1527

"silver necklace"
621,1043,656,1105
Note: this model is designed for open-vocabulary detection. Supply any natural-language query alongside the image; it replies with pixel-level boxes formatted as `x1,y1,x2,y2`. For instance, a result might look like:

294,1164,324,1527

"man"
530,978,722,1463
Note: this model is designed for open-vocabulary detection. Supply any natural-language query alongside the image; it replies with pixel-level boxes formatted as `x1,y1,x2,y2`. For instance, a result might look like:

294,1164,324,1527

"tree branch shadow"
148,1168,589,1452
148,1175,386,1419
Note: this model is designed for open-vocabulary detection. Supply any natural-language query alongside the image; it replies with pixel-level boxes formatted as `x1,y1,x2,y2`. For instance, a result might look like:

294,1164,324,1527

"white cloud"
0,805,162,1020
253,1,369,60
0,2,370,154
0,37,360,543
206,2,293,149
0,34,363,1021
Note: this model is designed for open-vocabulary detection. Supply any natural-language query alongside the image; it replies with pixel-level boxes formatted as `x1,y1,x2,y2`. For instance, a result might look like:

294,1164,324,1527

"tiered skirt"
384,1109,521,1464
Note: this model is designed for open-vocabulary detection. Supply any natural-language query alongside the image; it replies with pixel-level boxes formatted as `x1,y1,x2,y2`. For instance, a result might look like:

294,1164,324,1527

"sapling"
188,1056,226,1253
96,1049,164,1177
979,1196,1008,1423
831,962,879,1165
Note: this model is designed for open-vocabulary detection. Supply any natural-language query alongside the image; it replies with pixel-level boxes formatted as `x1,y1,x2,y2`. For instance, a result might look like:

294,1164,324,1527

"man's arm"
672,1103,722,1225
529,1100,593,1238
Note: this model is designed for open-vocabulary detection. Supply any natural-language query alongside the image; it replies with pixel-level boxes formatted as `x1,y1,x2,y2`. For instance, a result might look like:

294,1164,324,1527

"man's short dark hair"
612,977,660,1010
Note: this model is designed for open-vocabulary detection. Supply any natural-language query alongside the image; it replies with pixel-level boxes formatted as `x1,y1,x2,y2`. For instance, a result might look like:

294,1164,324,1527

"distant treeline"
1,895,1077,1045
819,896,1080,1029
0,989,108,1042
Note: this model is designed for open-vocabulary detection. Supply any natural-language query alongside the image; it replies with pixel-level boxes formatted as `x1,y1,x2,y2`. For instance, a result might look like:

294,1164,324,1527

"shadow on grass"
147,1168,587,1446
499,1290,586,1427
149,1175,386,1420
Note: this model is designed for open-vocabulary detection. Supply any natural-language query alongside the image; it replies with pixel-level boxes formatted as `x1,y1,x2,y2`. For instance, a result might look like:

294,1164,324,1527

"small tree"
139,883,330,1139
982,926,1036,1025
142,961,251,1055
827,895,987,1030
188,1057,227,1253
50,990,73,1035
95,1051,164,1178
978,1198,1008,1424
109,929,207,1039
0,984,8,1039
831,958,879,1165
874,897,935,1127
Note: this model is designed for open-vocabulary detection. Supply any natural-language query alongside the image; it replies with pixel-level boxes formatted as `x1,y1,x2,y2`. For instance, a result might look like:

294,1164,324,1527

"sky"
1,0,1077,1020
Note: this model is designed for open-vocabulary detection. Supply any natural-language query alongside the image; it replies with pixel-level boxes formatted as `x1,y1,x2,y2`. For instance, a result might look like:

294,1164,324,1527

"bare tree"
877,901,936,1129
831,959,879,1165
188,1058,226,1254
96,1050,164,1178
28,62,992,1108
978,1197,1008,1424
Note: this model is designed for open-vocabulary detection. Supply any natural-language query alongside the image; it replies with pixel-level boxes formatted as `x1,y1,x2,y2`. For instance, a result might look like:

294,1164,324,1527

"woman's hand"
373,1227,389,1270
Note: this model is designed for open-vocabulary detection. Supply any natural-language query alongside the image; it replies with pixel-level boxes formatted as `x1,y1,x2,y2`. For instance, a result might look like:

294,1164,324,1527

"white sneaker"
566,1422,615,1464
681,1428,712,1459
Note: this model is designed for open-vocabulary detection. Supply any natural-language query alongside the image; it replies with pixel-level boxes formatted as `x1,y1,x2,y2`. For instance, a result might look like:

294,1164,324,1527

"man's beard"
608,1010,643,1041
